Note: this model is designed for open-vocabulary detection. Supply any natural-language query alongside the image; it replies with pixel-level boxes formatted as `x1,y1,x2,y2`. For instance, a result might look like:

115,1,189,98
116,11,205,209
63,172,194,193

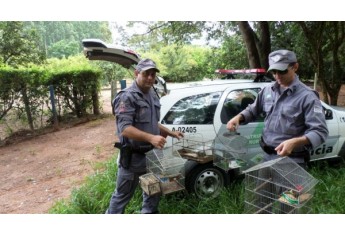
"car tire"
185,163,229,199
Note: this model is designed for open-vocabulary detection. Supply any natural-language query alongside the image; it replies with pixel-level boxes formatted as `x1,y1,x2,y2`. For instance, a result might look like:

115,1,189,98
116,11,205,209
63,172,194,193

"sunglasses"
270,69,289,75
270,65,295,75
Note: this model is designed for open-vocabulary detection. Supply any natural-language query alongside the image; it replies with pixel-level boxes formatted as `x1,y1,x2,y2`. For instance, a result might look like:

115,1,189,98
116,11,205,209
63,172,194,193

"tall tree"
237,21,271,69
298,21,345,105
125,21,271,70
114,21,345,106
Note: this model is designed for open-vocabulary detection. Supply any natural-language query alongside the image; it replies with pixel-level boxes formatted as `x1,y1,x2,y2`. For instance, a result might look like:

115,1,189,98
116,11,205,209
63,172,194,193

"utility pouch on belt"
114,142,132,169
259,137,277,155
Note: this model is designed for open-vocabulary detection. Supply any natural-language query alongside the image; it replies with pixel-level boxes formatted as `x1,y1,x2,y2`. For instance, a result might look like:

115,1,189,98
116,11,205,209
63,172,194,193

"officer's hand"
275,139,295,157
171,131,184,140
150,135,167,149
227,117,239,132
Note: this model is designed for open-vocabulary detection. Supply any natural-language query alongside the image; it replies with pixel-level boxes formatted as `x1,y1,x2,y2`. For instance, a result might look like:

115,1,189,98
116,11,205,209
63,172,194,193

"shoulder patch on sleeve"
119,101,127,113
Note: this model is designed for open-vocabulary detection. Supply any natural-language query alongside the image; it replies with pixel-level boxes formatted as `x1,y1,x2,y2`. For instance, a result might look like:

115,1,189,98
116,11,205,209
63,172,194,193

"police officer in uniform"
106,58,184,214
227,49,328,168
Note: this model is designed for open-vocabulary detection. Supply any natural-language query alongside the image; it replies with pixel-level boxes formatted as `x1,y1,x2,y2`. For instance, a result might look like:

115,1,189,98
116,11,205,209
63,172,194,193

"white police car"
82,39,167,97
160,76,345,198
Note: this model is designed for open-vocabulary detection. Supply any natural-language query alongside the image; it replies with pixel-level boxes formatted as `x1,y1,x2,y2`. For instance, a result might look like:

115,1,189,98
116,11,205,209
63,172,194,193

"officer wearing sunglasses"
227,49,328,169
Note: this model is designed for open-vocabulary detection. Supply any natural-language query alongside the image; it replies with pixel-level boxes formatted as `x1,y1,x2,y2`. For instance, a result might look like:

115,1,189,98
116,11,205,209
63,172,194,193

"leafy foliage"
0,56,103,142
0,66,48,131
46,56,102,118
87,60,131,87
48,39,80,59
143,44,212,82
211,34,248,70
24,21,112,59
0,21,46,67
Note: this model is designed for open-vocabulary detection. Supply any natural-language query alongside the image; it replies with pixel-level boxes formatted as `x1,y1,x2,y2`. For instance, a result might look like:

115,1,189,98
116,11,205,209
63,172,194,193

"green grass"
308,159,345,213
49,155,117,214
49,157,345,214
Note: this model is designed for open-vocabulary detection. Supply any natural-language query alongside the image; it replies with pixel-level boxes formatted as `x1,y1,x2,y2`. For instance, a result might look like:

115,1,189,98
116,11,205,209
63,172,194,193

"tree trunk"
257,22,271,69
21,85,34,130
92,90,100,115
298,21,345,106
237,21,261,68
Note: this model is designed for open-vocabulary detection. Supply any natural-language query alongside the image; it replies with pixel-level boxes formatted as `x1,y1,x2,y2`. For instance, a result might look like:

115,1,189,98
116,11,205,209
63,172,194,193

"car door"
213,86,265,171
310,102,339,161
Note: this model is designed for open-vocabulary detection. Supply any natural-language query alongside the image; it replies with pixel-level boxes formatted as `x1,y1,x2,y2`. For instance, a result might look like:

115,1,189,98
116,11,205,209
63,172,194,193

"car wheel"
185,163,228,199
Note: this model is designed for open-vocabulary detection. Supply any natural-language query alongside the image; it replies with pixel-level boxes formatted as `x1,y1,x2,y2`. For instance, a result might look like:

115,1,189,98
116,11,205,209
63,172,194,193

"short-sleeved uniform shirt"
113,81,161,172
240,76,328,152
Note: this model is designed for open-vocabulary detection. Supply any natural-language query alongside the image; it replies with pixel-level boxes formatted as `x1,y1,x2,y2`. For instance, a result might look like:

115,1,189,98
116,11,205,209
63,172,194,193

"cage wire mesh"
173,133,214,163
243,157,318,214
213,131,249,171
143,147,186,195
146,147,186,178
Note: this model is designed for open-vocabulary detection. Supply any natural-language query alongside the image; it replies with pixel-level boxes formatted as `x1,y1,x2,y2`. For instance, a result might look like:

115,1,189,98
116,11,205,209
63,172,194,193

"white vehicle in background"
160,75,345,198
82,39,167,97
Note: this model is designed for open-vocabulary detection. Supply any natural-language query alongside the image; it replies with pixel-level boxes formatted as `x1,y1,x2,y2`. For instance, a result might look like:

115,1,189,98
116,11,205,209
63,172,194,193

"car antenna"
152,85,160,98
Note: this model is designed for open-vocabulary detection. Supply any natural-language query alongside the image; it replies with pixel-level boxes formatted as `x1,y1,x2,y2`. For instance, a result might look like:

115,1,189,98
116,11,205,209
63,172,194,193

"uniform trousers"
107,166,160,214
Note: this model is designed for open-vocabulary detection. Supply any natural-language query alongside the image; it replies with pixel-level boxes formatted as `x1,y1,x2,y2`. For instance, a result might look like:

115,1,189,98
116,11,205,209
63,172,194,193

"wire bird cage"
213,132,248,171
244,157,318,214
141,147,186,196
173,134,214,163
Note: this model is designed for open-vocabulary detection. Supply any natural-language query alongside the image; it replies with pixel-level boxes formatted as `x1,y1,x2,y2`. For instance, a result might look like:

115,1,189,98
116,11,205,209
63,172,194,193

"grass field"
49,155,345,214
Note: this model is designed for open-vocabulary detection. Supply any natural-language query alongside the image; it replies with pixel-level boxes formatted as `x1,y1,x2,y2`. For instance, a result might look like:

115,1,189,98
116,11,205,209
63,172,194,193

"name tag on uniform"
314,106,323,113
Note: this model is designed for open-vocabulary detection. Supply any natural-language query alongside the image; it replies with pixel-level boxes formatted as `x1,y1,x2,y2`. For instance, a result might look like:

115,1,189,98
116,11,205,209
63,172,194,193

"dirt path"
0,89,116,214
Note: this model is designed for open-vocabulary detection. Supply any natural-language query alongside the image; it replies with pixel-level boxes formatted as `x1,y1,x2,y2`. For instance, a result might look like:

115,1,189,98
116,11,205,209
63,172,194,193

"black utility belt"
132,145,154,154
132,149,150,155
114,142,153,154
259,137,276,154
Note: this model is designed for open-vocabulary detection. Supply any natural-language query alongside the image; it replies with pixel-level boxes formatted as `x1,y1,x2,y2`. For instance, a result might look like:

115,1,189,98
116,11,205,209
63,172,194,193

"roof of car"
168,79,251,89
166,79,273,96
215,68,267,74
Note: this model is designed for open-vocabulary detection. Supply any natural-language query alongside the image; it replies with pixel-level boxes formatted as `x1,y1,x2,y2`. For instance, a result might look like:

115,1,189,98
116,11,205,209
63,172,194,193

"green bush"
0,59,103,140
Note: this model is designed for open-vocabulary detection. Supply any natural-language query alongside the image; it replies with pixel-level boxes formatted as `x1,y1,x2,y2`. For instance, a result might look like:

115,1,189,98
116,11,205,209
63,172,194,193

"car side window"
161,92,222,125
220,88,260,124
